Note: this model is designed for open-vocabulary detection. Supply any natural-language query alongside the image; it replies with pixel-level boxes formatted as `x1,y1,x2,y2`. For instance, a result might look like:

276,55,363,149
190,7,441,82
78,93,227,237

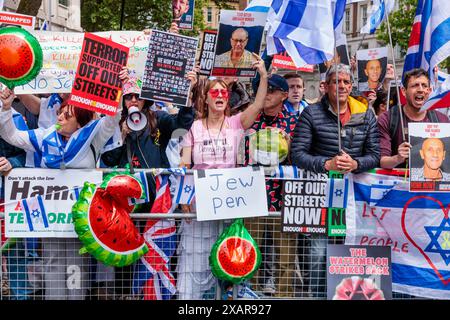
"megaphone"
126,106,147,131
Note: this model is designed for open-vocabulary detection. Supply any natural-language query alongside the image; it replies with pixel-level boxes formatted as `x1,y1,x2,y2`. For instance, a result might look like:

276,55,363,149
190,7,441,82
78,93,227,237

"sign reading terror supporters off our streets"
68,32,129,116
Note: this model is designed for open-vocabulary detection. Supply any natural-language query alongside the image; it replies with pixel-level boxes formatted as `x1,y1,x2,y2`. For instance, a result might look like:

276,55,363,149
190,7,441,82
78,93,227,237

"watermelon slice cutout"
209,219,261,284
72,172,148,267
0,27,43,89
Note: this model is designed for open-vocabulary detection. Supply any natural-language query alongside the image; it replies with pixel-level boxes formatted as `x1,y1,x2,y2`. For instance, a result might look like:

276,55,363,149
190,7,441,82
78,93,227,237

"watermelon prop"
209,219,261,284
0,27,43,89
71,171,149,267
248,127,289,165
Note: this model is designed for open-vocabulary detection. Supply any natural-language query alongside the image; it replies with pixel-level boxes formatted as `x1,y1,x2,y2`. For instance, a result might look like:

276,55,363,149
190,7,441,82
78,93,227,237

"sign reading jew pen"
281,171,328,234
68,32,129,115
193,167,268,221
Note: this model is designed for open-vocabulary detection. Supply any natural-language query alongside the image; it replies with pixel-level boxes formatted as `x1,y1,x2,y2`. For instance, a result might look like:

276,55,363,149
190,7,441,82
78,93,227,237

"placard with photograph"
141,30,198,106
409,122,450,192
211,10,266,78
356,47,388,92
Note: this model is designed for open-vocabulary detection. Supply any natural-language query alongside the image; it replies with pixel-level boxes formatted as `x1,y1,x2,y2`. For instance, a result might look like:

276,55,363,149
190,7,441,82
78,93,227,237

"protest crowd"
1,0,450,301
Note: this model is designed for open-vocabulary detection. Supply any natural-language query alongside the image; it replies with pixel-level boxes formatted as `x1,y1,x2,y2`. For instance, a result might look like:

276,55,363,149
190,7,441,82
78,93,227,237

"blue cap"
268,74,289,92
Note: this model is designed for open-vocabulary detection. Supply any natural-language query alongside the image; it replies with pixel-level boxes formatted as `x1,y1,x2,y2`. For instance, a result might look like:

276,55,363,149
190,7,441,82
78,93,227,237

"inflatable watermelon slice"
0,27,43,89
249,127,289,165
72,172,148,267
209,219,261,284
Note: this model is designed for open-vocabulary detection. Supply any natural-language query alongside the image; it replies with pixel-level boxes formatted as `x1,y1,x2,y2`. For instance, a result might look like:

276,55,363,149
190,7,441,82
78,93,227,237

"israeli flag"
21,195,49,232
369,179,399,207
173,174,195,205
128,171,150,206
325,177,349,209
360,0,395,34
270,165,300,179
244,0,273,13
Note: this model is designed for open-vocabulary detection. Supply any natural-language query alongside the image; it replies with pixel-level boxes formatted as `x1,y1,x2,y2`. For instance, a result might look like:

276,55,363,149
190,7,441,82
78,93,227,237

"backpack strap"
388,104,400,139
90,144,99,166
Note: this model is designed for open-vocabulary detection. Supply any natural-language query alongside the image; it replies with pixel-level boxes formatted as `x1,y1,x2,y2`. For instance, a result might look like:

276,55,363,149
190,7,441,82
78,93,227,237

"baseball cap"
253,74,289,93
123,76,142,96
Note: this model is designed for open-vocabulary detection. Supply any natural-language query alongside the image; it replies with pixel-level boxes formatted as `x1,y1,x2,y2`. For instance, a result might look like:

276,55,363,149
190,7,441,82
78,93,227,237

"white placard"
5,168,102,237
193,167,269,221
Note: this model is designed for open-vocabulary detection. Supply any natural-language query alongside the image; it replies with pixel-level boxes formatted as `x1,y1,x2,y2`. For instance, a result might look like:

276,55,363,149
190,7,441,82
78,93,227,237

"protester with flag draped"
378,68,449,170
176,57,267,299
290,63,380,298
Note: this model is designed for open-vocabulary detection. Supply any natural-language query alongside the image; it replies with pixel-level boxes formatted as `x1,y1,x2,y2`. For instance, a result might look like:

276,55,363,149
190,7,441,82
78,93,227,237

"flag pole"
386,13,406,141
335,49,342,153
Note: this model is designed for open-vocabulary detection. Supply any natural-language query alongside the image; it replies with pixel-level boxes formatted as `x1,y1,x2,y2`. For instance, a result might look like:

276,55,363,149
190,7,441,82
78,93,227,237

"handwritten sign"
68,33,128,115
14,31,151,94
281,171,328,234
5,169,102,238
193,167,268,221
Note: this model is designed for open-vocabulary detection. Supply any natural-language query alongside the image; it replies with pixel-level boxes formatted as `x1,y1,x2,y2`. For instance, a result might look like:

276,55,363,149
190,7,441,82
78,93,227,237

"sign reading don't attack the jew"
193,167,268,221
68,32,129,116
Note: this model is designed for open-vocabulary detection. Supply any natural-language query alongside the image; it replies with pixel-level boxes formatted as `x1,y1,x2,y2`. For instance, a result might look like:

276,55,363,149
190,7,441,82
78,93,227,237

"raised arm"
240,54,268,130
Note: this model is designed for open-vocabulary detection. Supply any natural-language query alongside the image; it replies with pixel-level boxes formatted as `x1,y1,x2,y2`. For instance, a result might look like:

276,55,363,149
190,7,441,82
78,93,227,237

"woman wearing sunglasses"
176,54,267,300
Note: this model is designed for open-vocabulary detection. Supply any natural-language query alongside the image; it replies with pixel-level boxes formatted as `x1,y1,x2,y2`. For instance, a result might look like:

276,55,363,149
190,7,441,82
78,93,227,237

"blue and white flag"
269,165,300,179
173,174,195,205
403,0,450,84
128,171,150,206
346,172,450,299
420,76,450,112
244,0,272,13
266,0,347,68
325,177,349,209
360,0,395,34
21,195,49,232
40,20,48,31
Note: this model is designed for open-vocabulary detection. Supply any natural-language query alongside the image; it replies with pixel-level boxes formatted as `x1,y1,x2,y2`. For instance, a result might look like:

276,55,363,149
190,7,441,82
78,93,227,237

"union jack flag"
132,174,177,300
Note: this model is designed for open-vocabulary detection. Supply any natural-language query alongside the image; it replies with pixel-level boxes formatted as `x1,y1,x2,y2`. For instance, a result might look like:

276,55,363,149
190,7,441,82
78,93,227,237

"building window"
361,5,367,27
59,0,69,6
345,9,350,32
207,7,212,23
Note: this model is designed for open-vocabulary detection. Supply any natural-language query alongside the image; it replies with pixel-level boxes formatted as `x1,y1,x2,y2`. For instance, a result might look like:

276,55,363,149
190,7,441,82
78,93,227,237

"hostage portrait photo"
212,10,266,77
409,123,450,192
356,47,388,92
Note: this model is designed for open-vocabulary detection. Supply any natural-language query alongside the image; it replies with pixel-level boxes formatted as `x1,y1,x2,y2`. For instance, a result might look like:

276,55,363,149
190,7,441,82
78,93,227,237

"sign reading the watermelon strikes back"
193,167,269,221
4,169,102,238
68,32,129,116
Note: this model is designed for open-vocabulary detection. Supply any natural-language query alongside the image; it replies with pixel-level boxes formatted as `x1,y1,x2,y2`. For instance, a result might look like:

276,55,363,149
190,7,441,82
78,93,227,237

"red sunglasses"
208,88,229,98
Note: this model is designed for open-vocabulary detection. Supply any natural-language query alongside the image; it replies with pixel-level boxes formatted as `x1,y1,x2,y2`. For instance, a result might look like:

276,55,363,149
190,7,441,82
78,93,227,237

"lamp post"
119,0,125,30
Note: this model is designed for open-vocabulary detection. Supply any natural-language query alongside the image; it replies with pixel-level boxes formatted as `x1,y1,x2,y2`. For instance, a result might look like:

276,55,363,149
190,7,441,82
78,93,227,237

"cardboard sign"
409,123,450,192
273,51,314,72
5,169,103,238
199,30,218,77
175,0,195,30
356,47,388,92
14,31,150,95
193,167,269,221
0,11,35,30
68,33,129,115
141,30,198,106
212,10,266,78
327,245,392,300
281,171,329,234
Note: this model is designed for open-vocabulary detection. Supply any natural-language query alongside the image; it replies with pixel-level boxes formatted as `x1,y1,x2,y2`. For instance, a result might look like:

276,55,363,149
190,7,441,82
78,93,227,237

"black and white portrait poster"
141,30,198,106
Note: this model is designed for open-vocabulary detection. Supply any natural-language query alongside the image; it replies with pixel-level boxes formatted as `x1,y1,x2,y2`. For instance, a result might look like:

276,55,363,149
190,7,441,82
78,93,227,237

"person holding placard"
176,56,267,300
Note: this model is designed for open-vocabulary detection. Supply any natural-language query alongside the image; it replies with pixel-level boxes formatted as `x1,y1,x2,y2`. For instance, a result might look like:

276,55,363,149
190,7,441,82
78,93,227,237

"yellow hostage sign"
4,168,103,238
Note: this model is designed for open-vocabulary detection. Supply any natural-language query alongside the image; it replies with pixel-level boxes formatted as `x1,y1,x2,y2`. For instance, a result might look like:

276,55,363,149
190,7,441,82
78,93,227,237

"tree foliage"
17,0,43,16
81,0,206,36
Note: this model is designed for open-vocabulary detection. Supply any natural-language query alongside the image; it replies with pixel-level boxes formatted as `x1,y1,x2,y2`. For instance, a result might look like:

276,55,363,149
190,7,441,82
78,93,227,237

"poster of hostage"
409,122,450,192
212,10,266,78
68,32,129,116
281,172,328,234
141,30,198,106
327,245,392,300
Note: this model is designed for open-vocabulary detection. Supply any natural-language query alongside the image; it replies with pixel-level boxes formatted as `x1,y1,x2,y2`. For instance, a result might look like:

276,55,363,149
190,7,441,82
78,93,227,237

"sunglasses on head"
208,88,229,98
124,93,140,101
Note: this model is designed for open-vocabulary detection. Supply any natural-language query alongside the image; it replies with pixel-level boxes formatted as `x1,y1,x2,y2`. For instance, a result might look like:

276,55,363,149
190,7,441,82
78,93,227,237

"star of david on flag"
425,218,450,265
325,177,349,209
21,195,49,232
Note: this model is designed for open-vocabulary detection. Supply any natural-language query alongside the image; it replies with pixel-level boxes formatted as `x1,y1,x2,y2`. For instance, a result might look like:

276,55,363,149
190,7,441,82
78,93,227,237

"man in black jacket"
290,63,380,298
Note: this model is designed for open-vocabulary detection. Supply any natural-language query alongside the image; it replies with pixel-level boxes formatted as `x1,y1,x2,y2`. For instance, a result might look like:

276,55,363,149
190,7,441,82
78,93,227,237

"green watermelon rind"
210,220,262,284
0,27,43,88
101,171,147,200
72,181,148,267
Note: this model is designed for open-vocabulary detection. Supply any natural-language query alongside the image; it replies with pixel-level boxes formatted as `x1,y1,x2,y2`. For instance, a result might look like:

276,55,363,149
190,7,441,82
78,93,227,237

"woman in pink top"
176,54,267,300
